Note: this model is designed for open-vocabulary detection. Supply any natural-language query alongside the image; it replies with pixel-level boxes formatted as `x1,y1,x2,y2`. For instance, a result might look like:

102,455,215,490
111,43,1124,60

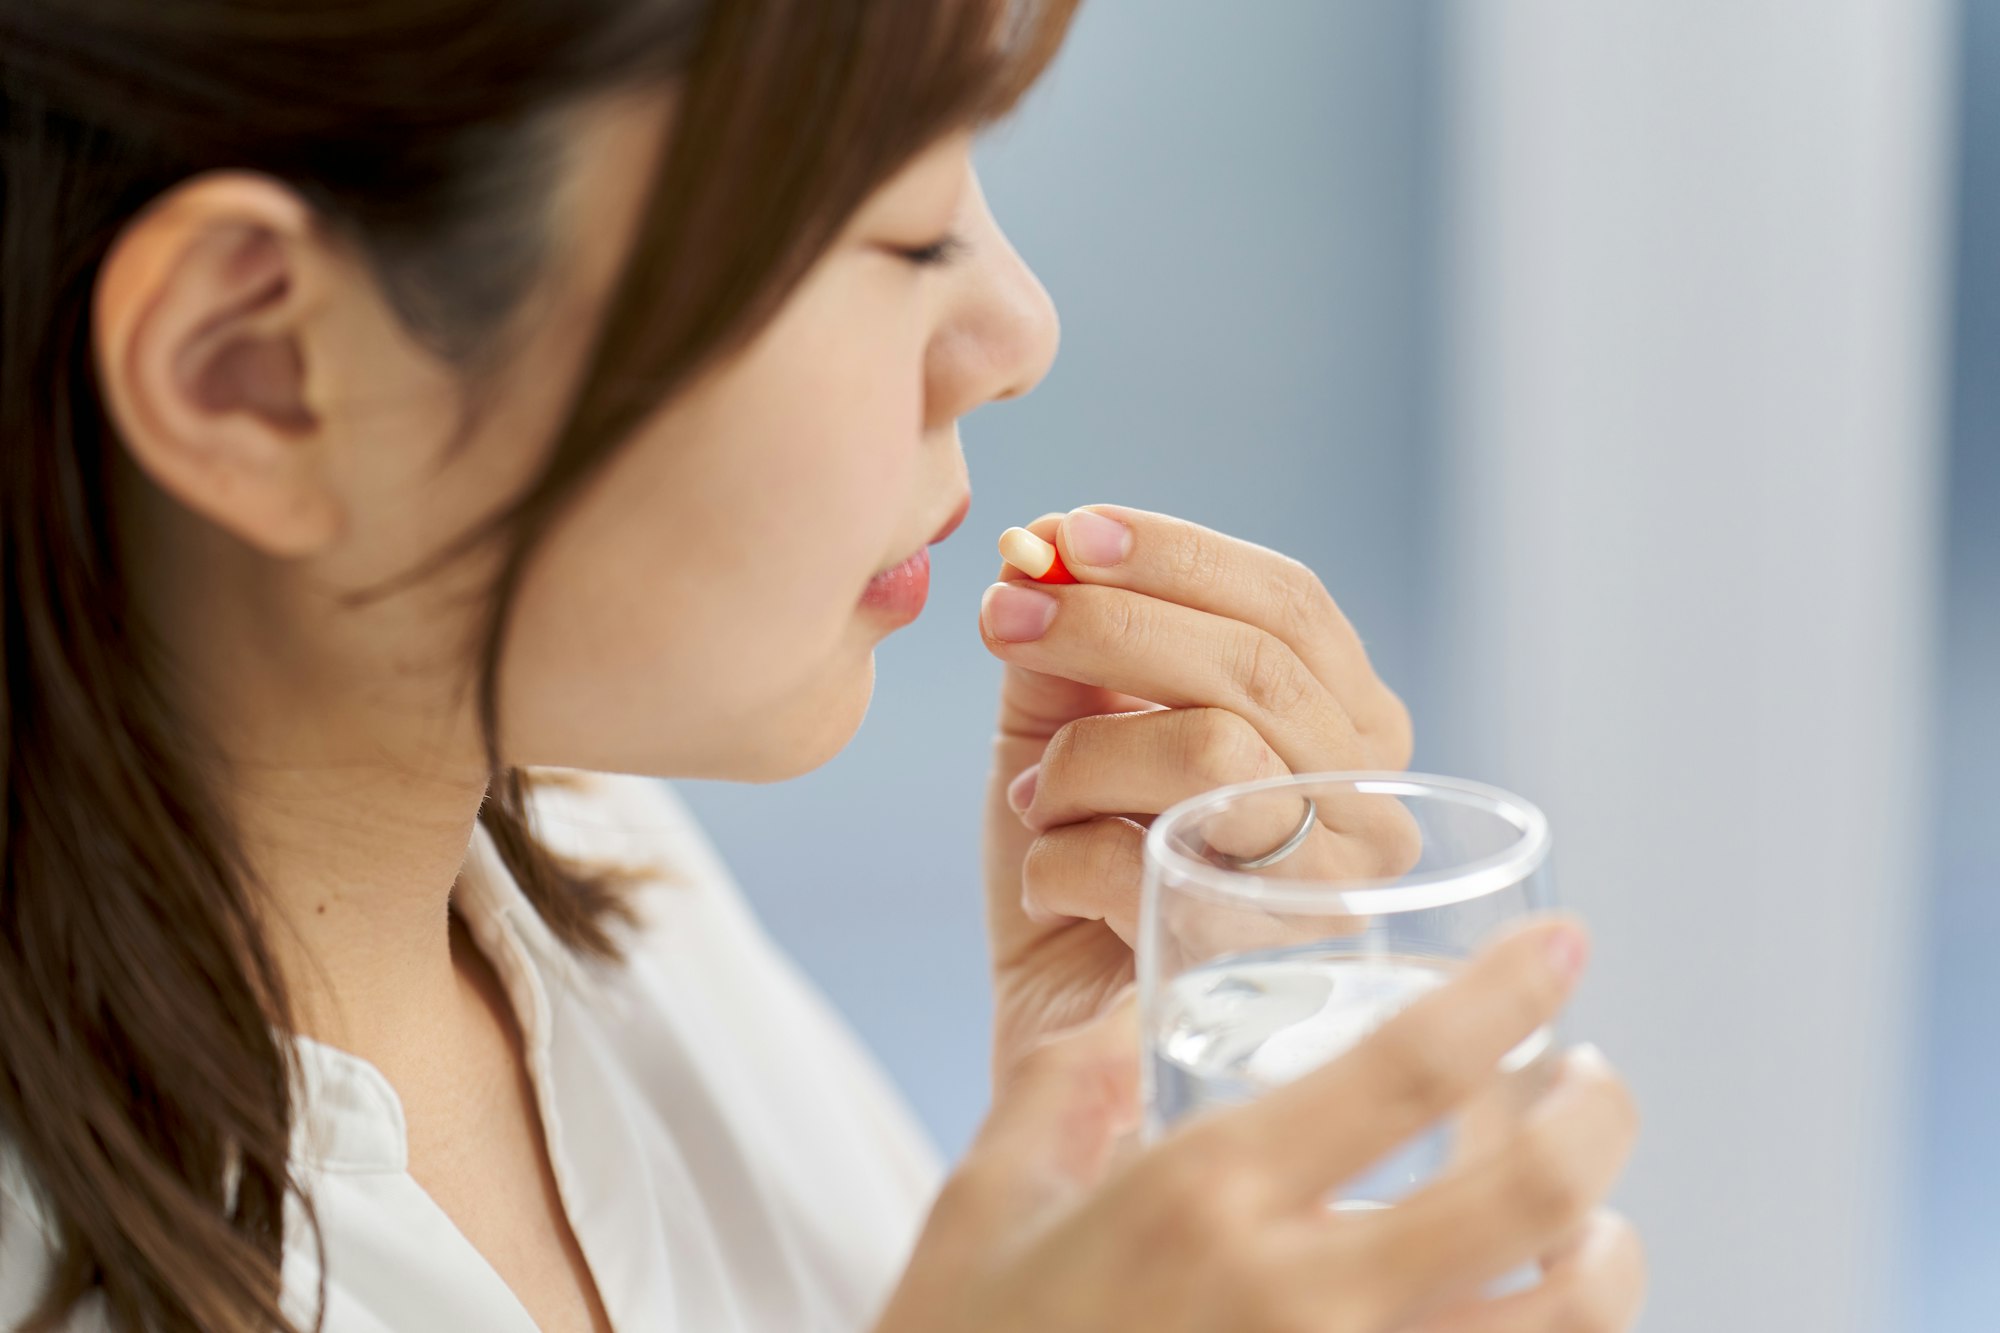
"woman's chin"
726,651,876,784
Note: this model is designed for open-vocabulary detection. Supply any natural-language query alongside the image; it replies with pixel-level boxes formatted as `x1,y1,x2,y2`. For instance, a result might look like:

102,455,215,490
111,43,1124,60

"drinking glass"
1140,771,1558,1208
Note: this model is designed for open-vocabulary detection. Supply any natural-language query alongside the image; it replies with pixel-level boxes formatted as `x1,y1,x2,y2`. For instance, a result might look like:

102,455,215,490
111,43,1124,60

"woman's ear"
93,172,344,558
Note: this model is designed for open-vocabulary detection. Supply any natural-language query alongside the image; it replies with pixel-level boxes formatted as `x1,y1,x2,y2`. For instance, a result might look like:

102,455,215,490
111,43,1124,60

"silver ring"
1214,796,1318,871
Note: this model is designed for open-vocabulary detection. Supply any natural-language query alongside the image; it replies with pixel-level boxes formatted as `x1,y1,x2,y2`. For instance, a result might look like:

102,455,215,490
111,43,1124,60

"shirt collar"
455,812,600,1002
287,816,583,1173
289,1034,409,1173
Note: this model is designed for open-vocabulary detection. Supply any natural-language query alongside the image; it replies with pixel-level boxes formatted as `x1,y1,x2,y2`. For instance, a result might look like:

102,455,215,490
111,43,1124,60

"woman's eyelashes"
895,232,968,268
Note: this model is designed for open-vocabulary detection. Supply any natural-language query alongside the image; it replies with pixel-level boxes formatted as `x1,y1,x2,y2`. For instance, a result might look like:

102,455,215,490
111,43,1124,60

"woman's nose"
925,191,1060,426
976,236,1060,405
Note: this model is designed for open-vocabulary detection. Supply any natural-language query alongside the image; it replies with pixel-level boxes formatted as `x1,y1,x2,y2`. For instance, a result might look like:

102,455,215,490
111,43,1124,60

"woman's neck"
241,755,492,1083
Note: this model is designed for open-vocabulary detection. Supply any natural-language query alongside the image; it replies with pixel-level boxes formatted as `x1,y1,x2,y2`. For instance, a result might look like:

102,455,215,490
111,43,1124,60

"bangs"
553,0,1077,465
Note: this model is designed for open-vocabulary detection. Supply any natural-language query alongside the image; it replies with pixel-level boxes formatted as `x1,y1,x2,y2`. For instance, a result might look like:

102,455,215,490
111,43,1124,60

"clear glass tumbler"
1140,771,1558,1208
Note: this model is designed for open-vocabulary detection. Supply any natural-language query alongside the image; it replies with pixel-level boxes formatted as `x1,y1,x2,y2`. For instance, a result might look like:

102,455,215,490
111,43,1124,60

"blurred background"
677,2,1991,1329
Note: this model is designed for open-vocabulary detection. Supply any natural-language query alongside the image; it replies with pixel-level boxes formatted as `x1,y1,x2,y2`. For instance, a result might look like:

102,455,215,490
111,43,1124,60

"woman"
0,1,1643,1330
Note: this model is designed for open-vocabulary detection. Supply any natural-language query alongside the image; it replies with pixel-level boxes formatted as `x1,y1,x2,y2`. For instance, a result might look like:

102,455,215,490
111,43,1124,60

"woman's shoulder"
513,769,945,1299
515,767,932,1142
522,764,944,1168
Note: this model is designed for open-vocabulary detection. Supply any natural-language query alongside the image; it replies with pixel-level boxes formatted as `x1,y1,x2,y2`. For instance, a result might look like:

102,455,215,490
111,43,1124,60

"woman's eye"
894,233,967,268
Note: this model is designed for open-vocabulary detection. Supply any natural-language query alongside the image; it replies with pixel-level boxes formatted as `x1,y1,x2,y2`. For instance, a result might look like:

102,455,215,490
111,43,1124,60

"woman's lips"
859,494,968,623
859,494,969,623
860,545,930,620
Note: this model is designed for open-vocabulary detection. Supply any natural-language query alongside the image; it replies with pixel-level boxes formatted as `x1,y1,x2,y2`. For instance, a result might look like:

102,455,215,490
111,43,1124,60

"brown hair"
0,2,1074,1329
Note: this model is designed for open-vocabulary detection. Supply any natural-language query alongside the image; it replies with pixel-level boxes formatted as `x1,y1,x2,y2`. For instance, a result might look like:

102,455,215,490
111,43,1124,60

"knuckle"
1083,816,1145,880
1564,1050,1642,1150
1510,1120,1593,1230
1037,717,1090,790
1019,820,1140,915
1019,828,1077,898
1233,632,1314,719
1180,708,1274,790
1605,1076,1642,1150
1020,830,1060,884
1272,556,1333,635
1166,527,1227,594
1096,585,1150,655
1494,952,1567,1037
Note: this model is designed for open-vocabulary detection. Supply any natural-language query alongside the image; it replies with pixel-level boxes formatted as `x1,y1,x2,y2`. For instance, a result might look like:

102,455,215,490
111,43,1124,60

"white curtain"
1438,3,1955,1328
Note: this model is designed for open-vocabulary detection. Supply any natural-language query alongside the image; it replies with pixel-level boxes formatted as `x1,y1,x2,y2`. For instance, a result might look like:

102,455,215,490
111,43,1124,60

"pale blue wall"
673,0,1444,1155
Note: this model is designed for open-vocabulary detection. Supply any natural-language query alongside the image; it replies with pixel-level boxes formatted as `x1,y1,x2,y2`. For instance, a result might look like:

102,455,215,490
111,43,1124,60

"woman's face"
489,97,1059,781
105,91,1059,789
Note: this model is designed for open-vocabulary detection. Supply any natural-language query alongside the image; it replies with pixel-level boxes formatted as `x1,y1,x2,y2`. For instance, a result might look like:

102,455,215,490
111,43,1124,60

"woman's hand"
979,505,1412,1075
877,921,1646,1333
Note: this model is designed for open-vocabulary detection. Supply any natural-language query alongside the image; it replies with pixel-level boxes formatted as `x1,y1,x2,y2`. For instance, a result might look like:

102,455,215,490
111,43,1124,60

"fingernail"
983,582,1058,642
1006,763,1040,814
1063,509,1132,566
1546,926,1590,983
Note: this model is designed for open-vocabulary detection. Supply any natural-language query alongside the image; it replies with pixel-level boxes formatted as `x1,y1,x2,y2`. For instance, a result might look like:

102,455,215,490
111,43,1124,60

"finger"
1020,817,1148,943
1178,917,1589,1210
1360,1046,1639,1315
1018,707,1289,833
980,580,1366,775
1018,709,1420,888
1019,805,1366,960
1397,1211,1647,1333
1185,779,1424,883
1051,505,1411,764
1019,787,1371,962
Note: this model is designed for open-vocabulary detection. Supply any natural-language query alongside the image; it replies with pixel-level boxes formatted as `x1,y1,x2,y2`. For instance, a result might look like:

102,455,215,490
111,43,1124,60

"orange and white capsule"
998,526,1078,583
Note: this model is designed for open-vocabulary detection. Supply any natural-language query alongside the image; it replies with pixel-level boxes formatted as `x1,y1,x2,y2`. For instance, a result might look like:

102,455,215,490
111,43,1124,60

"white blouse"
0,771,944,1331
